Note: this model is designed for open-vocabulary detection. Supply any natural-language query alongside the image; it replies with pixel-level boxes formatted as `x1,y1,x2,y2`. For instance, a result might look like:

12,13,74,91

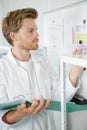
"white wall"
50,0,84,9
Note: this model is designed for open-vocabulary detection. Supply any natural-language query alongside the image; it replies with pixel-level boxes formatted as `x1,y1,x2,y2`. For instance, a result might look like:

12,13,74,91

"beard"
32,38,39,50
32,43,39,50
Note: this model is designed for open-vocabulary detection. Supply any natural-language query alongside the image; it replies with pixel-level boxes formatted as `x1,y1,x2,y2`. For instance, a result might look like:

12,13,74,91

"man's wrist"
2,110,21,124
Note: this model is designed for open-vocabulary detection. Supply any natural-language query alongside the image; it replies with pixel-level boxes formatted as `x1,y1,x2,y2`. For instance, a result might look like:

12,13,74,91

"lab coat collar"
6,49,42,66
6,49,42,84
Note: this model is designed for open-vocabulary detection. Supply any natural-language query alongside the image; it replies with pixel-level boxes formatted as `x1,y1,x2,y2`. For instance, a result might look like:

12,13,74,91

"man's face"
12,18,39,50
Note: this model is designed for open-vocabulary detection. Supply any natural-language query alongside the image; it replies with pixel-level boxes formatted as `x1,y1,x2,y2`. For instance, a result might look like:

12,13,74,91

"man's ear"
9,32,17,41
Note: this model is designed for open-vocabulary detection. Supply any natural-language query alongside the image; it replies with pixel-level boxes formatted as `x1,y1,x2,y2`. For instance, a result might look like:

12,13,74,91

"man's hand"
72,48,83,55
2,96,51,124
17,96,50,116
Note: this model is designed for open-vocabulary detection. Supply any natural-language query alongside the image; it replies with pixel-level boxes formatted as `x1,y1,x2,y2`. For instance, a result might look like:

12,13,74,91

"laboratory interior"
0,0,87,130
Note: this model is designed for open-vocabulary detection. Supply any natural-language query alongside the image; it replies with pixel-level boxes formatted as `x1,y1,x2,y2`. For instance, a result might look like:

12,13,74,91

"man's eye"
28,30,34,33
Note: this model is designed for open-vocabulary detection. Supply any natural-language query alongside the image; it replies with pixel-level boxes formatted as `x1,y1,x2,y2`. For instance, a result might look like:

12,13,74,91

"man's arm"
69,65,83,87
2,97,50,124
69,49,84,87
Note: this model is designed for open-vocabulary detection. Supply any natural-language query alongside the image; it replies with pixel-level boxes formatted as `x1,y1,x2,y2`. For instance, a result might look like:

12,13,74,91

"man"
0,8,79,130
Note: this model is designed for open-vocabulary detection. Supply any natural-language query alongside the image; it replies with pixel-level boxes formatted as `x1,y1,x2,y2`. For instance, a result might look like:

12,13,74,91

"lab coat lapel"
31,53,41,81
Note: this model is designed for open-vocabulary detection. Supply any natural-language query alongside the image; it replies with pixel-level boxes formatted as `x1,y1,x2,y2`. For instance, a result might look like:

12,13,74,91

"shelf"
61,54,87,67
60,54,87,130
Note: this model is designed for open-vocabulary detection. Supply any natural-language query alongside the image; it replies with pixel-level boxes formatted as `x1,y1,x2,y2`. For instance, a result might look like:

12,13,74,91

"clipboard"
1,100,87,112
0,100,61,111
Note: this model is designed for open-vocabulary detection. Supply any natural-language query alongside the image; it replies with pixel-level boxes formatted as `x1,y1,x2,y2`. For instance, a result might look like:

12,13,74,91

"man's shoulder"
0,55,7,63
0,55,8,72
0,51,12,69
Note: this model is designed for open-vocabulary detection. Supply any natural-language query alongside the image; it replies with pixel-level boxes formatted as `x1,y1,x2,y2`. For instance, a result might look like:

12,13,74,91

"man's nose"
35,31,39,37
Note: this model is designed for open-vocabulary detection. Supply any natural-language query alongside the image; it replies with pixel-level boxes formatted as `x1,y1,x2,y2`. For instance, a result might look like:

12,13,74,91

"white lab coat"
0,50,79,130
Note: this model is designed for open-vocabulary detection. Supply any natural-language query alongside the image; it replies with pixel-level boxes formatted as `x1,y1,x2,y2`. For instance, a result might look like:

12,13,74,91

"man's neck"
11,47,31,61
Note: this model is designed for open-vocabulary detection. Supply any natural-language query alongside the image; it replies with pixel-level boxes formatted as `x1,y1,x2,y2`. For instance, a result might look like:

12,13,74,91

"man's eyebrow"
27,27,38,30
